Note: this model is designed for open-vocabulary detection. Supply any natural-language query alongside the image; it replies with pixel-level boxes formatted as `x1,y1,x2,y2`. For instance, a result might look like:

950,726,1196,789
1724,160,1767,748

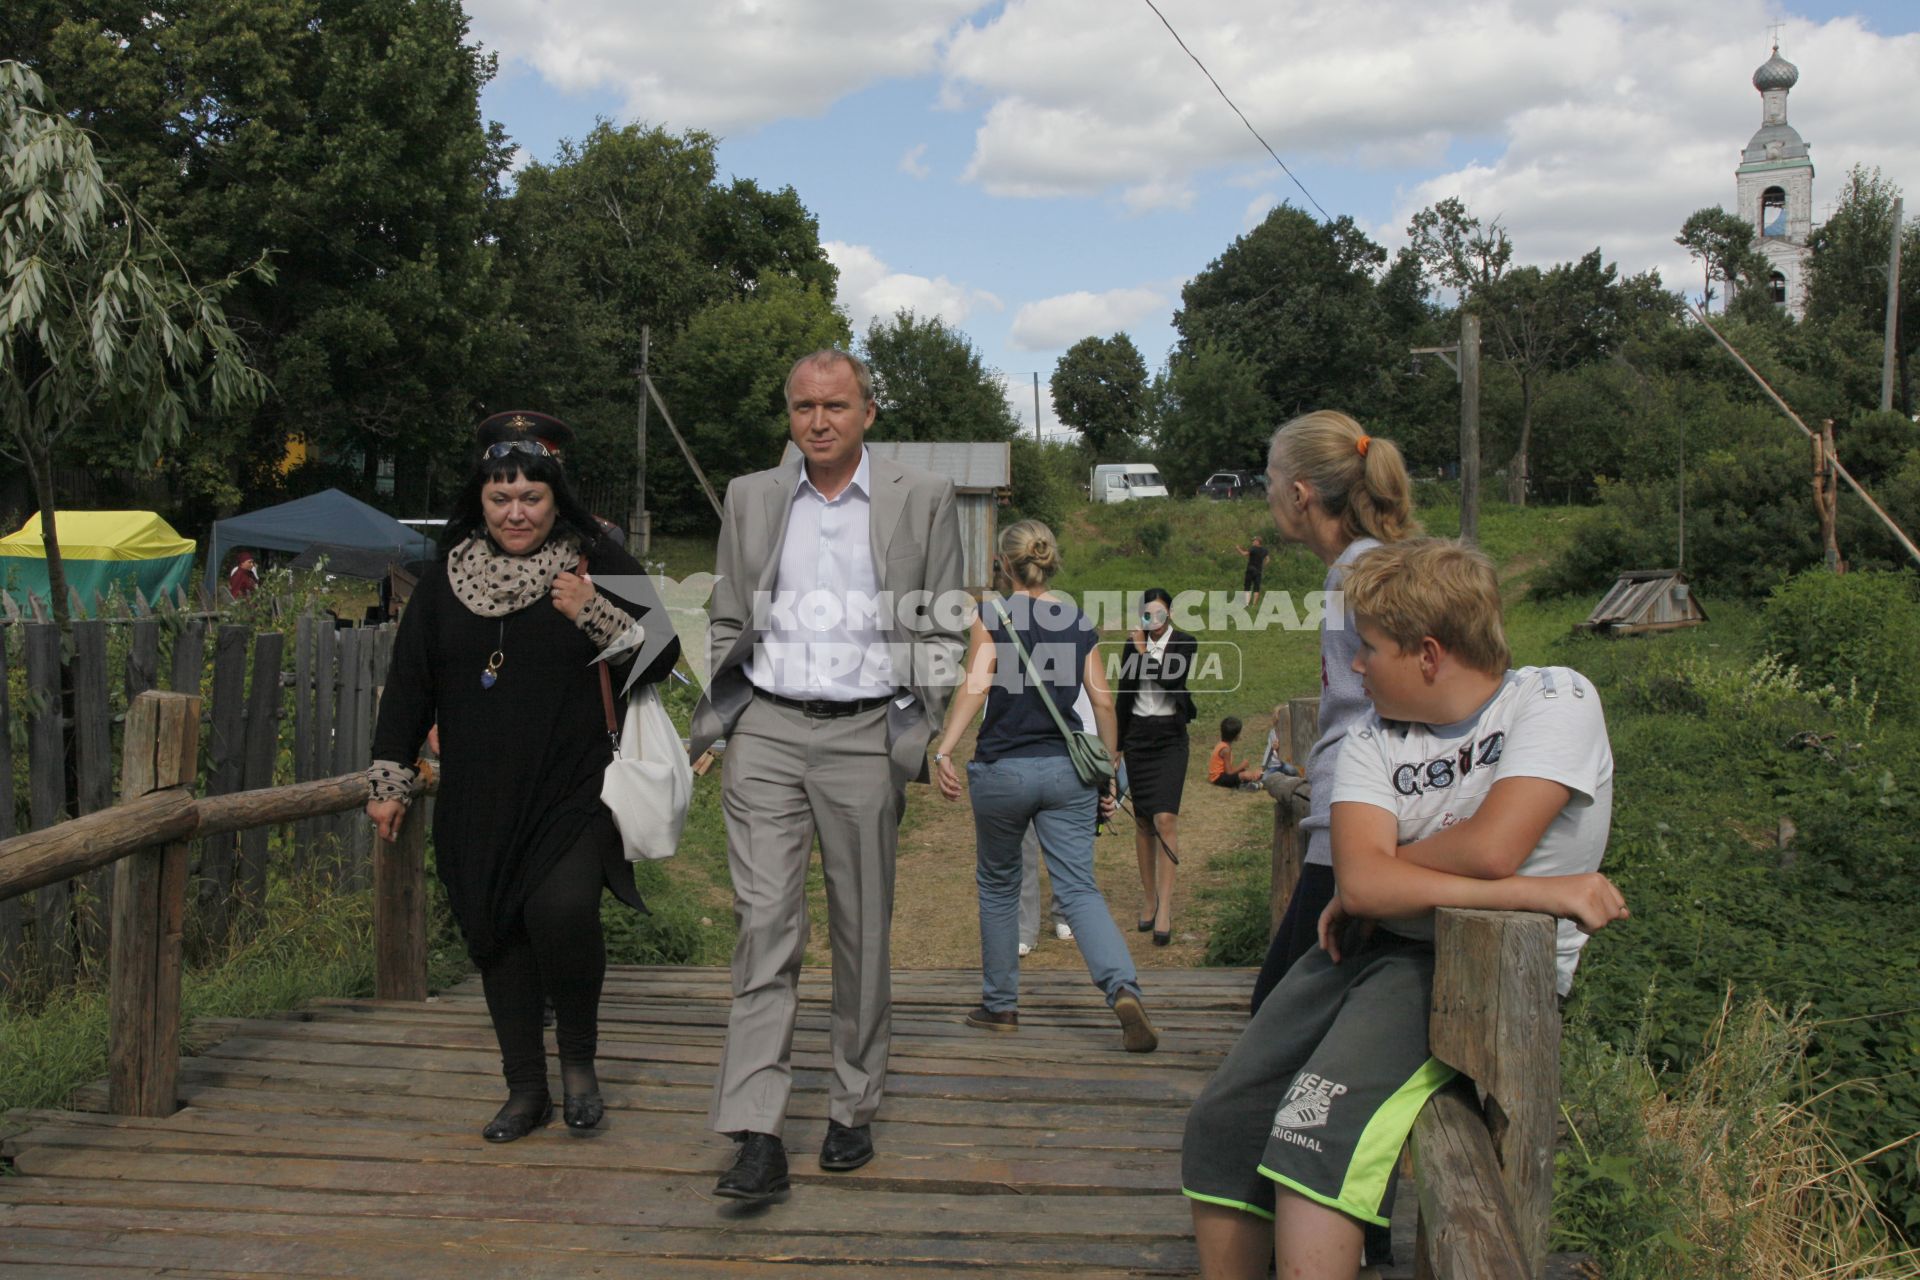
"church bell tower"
1733,42,1814,317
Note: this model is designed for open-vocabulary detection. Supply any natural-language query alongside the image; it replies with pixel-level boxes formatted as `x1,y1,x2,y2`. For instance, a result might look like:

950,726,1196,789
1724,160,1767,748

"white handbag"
599,677,690,862
586,560,690,862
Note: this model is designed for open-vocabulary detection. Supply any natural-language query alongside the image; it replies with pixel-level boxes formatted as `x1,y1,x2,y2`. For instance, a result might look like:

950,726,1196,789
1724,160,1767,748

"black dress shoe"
819,1119,874,1172
715,1131,789,1203
564,1090,605,1134
481,1093,553,1143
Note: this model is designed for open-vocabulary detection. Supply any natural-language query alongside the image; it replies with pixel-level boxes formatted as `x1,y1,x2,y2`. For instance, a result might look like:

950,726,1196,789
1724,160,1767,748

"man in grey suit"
689,349,966,1203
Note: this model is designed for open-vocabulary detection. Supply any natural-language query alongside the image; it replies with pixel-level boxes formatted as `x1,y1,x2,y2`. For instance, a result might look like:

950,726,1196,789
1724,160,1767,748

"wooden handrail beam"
1412,1081,1534,1276
0,762,439,906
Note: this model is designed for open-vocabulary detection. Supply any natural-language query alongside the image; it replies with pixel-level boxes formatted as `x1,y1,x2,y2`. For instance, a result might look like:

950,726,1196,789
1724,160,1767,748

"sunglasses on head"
483,439,553,461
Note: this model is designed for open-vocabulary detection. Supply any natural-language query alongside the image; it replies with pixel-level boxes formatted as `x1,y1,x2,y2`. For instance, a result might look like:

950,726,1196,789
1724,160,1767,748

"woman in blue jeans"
932,520,1158,1053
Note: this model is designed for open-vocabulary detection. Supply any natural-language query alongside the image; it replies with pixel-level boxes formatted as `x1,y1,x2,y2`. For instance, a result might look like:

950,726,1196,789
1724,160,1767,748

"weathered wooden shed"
1580,569,1707,635
784,441,1011,592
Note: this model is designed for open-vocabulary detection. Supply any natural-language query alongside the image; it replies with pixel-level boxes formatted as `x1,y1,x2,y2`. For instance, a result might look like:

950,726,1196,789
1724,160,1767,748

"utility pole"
1409,309,1483,544
1814,420,1842,573
632,325,651,555
1882,198,1903,414
1032,372,1042,442
1459,312,1481,546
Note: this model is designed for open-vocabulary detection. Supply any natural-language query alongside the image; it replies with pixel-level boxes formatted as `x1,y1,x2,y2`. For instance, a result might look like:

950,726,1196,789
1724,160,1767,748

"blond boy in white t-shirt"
1182,539,1629,1279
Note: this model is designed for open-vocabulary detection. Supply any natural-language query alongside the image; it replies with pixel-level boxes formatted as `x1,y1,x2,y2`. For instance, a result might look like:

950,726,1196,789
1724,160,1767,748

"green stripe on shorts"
1181,1187,1277,1221
1256,1055,1457,1227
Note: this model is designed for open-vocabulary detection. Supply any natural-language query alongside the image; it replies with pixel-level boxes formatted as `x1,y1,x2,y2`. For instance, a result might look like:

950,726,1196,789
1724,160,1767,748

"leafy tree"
1805,165,1918,414
647,276,848,532
1406,196,1512,295
1050,333,1149,458
0,60,267,626
496,121,837,529
1476,251,1634,503
1175,206,1390,419
1152,342,1272,490
22,0,514,519
861,310,1019,444
1676,207,1770,314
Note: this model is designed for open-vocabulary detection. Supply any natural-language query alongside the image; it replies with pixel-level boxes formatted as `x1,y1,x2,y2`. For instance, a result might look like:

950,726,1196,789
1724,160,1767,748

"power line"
1138,0,1331,223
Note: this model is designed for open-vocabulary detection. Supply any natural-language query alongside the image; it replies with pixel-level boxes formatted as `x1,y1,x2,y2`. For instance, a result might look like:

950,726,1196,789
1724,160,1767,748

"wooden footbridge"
2,692,1574,1277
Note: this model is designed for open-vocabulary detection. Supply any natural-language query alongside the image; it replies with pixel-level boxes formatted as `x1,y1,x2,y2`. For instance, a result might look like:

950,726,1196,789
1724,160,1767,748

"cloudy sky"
467,0,1920,436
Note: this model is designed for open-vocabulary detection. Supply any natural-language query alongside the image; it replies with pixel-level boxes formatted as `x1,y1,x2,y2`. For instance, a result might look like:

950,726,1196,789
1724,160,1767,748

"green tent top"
0,511,197,612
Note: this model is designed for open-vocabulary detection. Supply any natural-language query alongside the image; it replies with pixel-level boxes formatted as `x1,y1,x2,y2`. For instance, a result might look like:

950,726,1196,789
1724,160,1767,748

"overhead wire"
1138,0,1332,222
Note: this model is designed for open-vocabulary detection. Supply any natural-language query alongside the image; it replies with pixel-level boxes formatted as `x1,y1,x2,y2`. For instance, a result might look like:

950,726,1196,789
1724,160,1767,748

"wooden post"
292,612,315,872
72,619,116,965
1459,312,1482,545
374,806,429,1001
1267,701,1296,936
313,621,337,873
125,617,160,700
168,617,207,695
108,690,201,1116
0,629,20,986
199,625,250,939
25,621,72,984
236,631,286,919
1425,908,1560,1274
1815,420,1842,574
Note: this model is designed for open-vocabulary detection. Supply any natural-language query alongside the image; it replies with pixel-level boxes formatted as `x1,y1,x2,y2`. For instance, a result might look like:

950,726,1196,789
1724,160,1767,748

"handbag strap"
988,596,1083,751
580,553,619,737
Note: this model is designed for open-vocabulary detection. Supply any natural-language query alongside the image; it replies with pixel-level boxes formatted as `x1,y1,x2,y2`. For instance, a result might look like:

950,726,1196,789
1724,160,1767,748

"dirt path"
885,717,1273,975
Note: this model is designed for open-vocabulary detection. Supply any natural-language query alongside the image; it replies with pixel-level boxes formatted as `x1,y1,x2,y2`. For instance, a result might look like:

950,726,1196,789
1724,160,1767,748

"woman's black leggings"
477,828,608,1094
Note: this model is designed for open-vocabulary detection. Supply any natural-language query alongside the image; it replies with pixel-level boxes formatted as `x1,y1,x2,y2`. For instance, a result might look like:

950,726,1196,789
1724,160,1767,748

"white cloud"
900,142,931,179
939,2,1920,287
824,241,1002,335
1122,179,1196,214
1243,192,1277,230
1009,287,1171,352
464,0,981,132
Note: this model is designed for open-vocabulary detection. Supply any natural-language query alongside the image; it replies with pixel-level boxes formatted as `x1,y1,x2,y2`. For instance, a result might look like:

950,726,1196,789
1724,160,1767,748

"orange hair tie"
1355,434,1371,457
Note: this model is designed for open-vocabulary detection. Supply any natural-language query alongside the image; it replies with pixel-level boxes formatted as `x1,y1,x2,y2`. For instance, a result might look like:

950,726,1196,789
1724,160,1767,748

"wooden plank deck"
3,965,1279,1277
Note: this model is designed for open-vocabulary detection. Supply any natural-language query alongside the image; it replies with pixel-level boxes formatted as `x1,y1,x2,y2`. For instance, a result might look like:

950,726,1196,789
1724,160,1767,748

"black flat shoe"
482,1094,553,1143
715,1131,789,1204
1152,928,1171,947
564,1091,605,1134
1136,916,1154,932
820,1120,874,1172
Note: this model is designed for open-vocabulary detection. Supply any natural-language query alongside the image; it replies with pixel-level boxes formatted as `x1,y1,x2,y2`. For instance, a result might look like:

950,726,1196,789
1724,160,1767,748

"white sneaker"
1053,921,1074,941
1017,942,1033,957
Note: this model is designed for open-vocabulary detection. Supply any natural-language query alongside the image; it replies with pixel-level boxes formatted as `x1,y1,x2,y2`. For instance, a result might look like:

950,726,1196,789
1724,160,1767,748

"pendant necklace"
481,618,504,689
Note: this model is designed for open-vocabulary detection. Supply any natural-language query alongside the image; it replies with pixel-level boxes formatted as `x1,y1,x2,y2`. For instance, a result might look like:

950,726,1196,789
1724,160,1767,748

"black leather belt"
756,690,894,719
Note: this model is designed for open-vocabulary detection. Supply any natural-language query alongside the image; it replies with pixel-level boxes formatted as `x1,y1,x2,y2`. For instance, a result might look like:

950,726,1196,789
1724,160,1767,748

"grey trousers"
710,695,903,1136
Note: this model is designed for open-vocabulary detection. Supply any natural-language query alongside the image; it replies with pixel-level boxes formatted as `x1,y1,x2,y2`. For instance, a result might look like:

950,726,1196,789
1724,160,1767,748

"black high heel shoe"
482,1092,553,1143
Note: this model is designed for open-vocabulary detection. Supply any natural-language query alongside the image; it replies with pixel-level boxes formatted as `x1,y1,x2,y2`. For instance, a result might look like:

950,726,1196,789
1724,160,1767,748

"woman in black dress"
1114,586,1196,946
365,422,679,1142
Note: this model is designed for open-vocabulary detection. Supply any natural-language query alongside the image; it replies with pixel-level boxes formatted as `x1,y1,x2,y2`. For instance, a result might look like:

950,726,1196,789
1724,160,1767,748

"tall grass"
1557,995,1919,1278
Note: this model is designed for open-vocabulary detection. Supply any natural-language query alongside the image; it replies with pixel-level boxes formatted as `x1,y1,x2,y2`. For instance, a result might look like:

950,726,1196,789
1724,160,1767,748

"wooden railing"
0,690,436,1117
1266,696,1561,1278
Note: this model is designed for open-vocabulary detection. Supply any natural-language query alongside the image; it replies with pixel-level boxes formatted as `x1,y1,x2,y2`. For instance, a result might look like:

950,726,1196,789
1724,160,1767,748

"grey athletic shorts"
1181,932,1454,1225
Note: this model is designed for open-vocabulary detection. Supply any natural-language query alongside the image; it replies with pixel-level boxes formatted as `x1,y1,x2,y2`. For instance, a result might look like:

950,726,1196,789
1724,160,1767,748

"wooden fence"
0,691,435,1114
1266,696,1564,1278
0,608,394,996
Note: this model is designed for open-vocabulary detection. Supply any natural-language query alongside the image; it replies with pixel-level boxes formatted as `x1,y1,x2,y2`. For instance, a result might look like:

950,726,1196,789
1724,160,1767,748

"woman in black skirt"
1115,586,1196,945
365,416,680,1143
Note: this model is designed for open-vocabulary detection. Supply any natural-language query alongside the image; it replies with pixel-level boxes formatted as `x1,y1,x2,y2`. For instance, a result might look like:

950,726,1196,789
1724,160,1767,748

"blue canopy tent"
203,489,436,595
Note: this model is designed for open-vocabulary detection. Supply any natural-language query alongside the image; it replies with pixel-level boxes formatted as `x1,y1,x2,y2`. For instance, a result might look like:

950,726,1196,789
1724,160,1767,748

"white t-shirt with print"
1330,666,1614,995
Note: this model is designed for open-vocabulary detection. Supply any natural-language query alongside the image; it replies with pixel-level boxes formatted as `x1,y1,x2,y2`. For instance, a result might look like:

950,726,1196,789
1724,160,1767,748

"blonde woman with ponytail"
1250,411,1419,1016
933,520,1159,1052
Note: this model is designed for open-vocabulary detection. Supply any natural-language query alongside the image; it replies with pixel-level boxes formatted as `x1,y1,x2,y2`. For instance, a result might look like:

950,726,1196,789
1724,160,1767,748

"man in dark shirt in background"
1234,536,1268,608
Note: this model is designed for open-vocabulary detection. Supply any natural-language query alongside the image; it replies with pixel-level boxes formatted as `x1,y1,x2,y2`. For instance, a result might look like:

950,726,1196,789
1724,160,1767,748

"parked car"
1196,470,1263,500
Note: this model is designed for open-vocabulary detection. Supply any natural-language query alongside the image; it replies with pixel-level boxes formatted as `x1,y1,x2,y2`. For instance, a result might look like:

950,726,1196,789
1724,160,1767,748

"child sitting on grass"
1181,538,1628,1279
1208,717,1265,790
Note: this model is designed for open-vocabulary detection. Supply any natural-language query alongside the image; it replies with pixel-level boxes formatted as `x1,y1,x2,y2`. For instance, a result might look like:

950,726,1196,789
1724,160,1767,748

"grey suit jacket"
689,452,967,787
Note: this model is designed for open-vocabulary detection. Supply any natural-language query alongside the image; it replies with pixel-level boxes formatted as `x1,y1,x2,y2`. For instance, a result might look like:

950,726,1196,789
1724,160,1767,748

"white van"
1089,463,1170,504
